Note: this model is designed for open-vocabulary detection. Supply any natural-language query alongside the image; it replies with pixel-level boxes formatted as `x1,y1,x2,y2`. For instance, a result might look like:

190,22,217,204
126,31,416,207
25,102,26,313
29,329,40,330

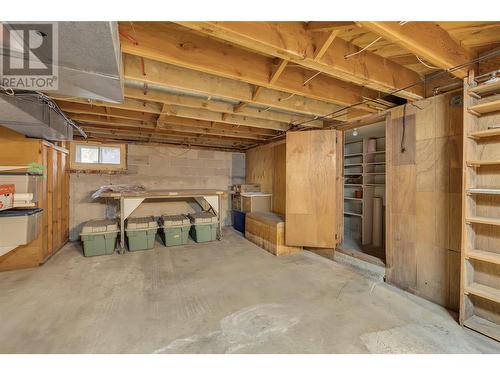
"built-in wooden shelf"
344,211,362,217
469,99,500,116
344,153,363,158
364,172,385,175
468,128,500,140
466,188,500,195
344,163,363,167
344,197,363,202
365,162,385,165
365,150,385,155
465,283,500,304
464,315,500,342
365,183,385,187
344,184,363,187
344,173,362,176
465,249,500,265
466,216,500,226
467,160,500,167
469,80,500,97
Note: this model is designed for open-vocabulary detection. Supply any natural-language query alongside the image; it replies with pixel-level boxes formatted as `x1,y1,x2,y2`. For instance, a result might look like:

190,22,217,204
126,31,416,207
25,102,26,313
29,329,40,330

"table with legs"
99,189,225,253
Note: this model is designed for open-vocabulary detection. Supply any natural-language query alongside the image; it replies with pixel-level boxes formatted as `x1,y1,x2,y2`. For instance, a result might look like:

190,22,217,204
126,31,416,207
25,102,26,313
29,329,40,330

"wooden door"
286,129,340,248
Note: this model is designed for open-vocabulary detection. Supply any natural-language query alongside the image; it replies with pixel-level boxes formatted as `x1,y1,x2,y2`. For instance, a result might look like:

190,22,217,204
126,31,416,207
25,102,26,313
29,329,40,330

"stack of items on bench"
79,211,218,257
231,183,301,256
0,171,44,257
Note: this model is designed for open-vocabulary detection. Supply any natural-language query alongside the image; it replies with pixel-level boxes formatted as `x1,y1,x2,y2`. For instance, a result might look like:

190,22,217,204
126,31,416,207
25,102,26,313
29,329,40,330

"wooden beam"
52,96,163,114
80,124,263,143
125,86,318,126
306,22,356,32
77,135,244,152
71,113,278,138
176,22,424,100
269,59,288,84
119,22,380,108
57,102,159,122
82,129,256,149
313,30,340,61
124,54,356,119
360,21,474,78
158,104,290,131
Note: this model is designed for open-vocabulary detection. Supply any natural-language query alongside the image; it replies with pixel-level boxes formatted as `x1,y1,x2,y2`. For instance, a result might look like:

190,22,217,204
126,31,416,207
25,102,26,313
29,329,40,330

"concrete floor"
0,229,499,354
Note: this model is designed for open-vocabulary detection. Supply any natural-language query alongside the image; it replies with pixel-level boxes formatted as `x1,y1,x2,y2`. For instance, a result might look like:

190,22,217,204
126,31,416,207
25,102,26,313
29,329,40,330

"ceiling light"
352,128,358,137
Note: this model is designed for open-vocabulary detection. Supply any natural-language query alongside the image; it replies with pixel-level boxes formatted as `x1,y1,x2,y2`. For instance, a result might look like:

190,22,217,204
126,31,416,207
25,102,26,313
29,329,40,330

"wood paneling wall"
387,92,463,311
245,140,286,216
0,126,69,271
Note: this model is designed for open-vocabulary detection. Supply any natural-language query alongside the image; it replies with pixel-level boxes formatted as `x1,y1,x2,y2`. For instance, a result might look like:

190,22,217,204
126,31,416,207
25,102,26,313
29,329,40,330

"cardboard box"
0,184,15,211
233,183,260,193
241,192,272,213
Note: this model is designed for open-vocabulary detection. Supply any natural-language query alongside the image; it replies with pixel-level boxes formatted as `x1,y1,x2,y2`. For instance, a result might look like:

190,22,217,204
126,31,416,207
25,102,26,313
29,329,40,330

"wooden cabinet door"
286,129,340,248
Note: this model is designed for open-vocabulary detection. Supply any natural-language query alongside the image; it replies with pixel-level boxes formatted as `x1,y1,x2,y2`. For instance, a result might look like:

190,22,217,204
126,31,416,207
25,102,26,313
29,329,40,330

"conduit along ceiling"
50,21,500,151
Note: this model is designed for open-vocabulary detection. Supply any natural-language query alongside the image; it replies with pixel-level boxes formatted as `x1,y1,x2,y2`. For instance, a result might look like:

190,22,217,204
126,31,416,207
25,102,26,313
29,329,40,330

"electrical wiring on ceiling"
344,37,382,59
415,55,440,70
291,48,500,129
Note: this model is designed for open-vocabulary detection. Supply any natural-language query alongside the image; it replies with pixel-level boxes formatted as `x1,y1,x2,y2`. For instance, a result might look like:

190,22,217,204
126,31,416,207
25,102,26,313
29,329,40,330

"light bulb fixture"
352,128,358,137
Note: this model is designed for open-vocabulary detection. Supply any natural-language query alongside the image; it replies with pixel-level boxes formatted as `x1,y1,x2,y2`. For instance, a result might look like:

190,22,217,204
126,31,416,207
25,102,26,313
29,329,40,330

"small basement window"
70,142,126,171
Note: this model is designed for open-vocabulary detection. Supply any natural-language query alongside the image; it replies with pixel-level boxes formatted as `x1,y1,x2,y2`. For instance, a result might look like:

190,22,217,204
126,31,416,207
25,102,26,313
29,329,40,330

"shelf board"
344,184,363,187
344,211,362,217
466,188,500,195
466,216,500,226
365,150,385,155
364,184,385,187
364,172,385,175
467,160,500,167
469,99,500,116
468,128,500,140
344,163,363,167
344,197,363,202
344,173,362,176
465,282,500,304
344,153,363,158
463,315,500,342
365,162,385,165
469,80,500,96
466,249,500,265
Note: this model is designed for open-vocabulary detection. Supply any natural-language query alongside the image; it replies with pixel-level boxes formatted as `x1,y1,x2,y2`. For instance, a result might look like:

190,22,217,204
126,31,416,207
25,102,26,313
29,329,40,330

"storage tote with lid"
125,216,158,251
160,214,191,247
188,212,218,243
80,219,119,257
0,208,43,257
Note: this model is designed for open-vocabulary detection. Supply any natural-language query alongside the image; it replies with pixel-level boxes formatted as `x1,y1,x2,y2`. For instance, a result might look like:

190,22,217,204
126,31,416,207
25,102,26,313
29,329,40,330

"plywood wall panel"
387,92,463,311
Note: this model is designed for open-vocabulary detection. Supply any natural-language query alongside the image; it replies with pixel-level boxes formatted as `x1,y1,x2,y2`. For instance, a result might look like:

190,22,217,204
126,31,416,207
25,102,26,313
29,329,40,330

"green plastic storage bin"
126,216,158,251
160,214,191,247
188,212,218,243
80,219,119,257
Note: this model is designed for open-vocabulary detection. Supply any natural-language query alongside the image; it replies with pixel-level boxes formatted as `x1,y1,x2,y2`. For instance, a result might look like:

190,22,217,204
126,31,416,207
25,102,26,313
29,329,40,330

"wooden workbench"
98,189,225,253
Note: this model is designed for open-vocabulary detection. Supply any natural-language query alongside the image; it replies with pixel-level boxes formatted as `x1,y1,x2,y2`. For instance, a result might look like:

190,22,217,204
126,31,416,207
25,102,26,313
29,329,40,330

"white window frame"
70,142,127,171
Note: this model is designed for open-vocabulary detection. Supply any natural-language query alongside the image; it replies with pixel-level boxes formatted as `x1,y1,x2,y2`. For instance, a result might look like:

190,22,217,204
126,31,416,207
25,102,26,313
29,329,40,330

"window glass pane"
76,145,99,163
100,146,121,164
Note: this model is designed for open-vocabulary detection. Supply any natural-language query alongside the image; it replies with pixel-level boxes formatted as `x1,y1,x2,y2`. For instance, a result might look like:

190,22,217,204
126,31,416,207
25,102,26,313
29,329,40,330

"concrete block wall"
69,144,245,240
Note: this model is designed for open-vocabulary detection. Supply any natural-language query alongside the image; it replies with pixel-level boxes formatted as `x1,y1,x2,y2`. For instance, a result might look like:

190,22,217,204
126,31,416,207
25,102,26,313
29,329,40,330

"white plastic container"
0,208,42,256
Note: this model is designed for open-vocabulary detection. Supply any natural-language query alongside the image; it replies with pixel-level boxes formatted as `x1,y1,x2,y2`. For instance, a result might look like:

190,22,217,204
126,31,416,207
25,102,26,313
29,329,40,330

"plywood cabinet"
0,126,69,271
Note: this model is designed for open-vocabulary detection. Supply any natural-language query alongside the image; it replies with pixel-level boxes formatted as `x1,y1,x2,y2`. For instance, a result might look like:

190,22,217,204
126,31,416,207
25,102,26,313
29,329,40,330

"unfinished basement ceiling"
46,21,500,151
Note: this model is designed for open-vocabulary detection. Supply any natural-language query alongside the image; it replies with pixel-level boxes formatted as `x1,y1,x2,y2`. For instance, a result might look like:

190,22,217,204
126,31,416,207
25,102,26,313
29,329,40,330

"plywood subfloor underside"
0,229,498,354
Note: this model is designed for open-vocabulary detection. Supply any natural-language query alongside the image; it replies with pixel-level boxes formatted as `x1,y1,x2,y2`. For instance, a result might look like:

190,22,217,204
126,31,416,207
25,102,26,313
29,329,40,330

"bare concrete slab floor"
0,229,499,354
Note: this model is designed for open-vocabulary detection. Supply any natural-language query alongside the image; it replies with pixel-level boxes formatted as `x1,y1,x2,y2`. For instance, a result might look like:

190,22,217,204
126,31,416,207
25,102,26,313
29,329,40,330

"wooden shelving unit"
461,72,500,341
343,136,386,247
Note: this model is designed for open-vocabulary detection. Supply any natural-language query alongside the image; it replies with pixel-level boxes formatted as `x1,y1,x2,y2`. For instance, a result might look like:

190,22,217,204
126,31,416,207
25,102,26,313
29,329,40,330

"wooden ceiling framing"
52,21,500,151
